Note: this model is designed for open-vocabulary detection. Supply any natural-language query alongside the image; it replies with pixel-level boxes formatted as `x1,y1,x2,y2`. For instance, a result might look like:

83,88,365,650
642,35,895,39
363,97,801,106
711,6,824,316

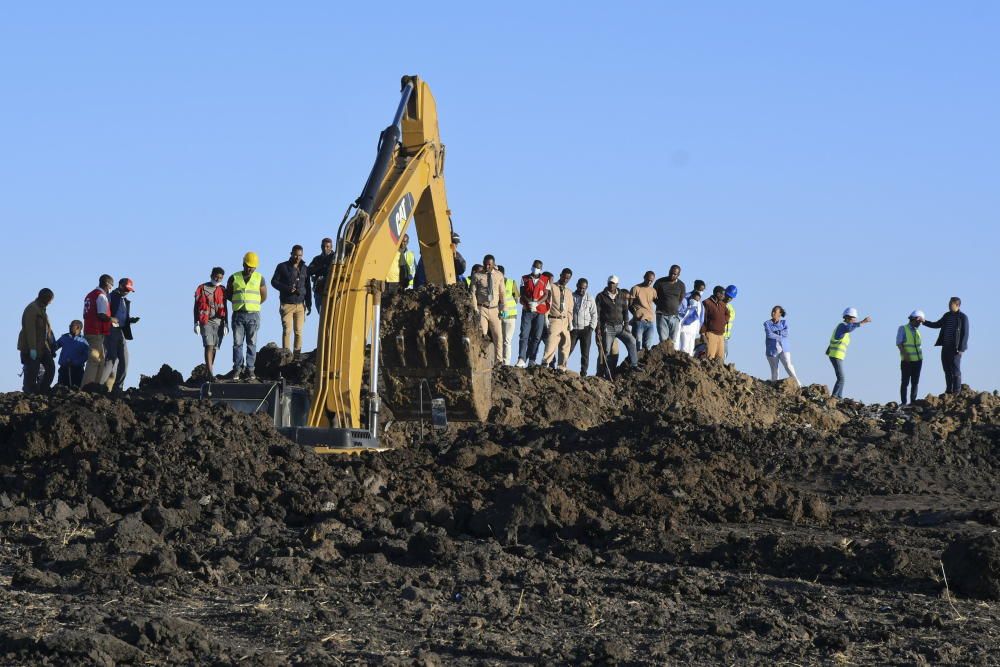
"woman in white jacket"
677,290,703,356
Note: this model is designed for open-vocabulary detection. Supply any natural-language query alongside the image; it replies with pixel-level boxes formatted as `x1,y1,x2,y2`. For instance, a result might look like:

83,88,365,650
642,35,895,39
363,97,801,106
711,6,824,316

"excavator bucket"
379,283,493,422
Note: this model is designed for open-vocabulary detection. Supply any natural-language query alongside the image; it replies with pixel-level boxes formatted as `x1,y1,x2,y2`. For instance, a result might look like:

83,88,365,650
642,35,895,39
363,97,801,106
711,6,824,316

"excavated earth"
1,340,1000,665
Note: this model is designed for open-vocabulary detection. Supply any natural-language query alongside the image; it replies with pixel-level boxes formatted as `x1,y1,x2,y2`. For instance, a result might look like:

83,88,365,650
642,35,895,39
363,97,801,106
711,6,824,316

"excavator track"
379,284,493,422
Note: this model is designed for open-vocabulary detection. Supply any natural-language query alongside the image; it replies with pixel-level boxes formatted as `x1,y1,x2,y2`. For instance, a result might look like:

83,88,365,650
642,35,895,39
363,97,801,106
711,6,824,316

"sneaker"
220,368,241,380
514,359,527,368
244,369,257,382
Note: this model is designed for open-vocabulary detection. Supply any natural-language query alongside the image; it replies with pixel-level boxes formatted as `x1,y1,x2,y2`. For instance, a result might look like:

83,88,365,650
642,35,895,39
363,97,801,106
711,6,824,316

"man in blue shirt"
54,320,89,388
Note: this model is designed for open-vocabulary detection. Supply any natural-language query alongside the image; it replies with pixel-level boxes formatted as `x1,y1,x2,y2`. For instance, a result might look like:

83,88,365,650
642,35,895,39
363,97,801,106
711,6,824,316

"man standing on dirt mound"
723,285,738,359
100,278,139,393
701,286,730,362
497,265,519,365
570,277,598,376
896,310,925,405
226,252,267,381
81,275,115,387
270,245,311,357
542,268,575,371
470,254,506,365
825,307,872,399
194,267,228,378
652,264,685,348
515,259,550,368
921,297,969,395
18,288,55,394
596,275,640,377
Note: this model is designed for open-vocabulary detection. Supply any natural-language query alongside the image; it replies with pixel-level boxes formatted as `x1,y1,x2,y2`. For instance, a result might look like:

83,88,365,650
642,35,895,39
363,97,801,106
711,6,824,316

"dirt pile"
2,340,1000,663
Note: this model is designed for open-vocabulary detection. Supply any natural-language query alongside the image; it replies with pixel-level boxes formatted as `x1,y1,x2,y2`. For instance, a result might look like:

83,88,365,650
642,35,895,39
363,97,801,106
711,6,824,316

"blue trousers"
518,311,545,362
232,311,261,371
632,320,655,351
829,356,845,398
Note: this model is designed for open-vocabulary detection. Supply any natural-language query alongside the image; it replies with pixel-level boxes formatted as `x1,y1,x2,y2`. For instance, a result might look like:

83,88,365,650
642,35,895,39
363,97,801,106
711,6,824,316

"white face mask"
531,267,541,277
213,279,223,286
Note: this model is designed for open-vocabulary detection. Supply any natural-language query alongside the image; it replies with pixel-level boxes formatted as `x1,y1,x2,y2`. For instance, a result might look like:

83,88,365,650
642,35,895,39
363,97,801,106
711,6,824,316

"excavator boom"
296,76,492,450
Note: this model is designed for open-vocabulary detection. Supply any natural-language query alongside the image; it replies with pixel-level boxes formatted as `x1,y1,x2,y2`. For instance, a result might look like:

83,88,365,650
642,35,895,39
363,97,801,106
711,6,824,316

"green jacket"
18,300,52,353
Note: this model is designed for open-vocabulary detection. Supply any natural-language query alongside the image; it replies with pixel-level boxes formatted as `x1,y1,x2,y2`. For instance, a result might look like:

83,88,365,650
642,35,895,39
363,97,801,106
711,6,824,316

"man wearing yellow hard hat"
223,251,267,381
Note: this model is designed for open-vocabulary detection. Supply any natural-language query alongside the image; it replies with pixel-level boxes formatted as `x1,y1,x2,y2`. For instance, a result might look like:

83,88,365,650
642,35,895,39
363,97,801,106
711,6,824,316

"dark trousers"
941,346,962,394
829,356,845,398
900,359,922,404
570,327,593,376
58,365,85,389
517,311,545,362
20,350,55,394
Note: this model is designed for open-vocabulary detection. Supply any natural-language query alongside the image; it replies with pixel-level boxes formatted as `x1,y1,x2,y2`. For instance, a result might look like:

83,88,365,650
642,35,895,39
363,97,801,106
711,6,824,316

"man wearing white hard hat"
896,310,925,405
595,275,640,378
825,307,872,399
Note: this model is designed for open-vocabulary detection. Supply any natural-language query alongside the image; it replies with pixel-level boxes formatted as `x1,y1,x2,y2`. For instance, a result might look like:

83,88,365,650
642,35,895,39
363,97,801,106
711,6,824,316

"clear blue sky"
2,3,997,402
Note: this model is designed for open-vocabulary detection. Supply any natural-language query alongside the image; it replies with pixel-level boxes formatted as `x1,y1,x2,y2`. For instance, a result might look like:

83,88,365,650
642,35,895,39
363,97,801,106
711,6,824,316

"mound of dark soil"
2,336,999,663
943,532,1000,600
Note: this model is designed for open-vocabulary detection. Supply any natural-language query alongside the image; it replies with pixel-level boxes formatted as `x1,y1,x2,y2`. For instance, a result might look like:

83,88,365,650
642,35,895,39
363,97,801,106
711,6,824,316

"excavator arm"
304,76,491,449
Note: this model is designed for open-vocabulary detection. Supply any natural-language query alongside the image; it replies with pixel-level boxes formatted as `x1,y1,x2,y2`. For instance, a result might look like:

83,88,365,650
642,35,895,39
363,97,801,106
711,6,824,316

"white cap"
607,275,619,284
909,310,925,320
843,307,859,318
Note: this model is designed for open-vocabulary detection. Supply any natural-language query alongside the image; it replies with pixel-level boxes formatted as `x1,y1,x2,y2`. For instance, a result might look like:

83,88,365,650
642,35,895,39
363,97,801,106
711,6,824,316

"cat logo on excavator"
388,193,414,244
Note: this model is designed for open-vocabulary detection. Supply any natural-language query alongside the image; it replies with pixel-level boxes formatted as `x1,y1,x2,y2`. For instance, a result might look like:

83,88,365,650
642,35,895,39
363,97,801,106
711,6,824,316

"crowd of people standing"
16,230,972,404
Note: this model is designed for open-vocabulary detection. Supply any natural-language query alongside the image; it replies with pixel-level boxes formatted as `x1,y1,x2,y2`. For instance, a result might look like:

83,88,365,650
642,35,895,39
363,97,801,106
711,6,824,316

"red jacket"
83,288,111,336
520,274,551,315
194,283,228,325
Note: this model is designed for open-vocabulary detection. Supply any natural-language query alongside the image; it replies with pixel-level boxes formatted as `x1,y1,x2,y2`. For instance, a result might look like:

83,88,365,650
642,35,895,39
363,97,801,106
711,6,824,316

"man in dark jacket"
307,237,334,315
921,296,970,394
271,245,312,355
595,275,640,378
18,288,56,393
101,278,139,393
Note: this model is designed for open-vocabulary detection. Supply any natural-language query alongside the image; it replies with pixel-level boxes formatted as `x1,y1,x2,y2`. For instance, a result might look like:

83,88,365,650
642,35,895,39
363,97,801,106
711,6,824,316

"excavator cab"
206,76,492,452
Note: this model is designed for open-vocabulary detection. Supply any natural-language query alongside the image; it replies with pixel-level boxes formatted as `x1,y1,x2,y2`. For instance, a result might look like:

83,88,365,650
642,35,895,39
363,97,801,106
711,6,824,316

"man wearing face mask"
515,260,550,368
542,268,575,371
82,274,116,387
629,271,657,351
896,310,925,405
194,267,228,378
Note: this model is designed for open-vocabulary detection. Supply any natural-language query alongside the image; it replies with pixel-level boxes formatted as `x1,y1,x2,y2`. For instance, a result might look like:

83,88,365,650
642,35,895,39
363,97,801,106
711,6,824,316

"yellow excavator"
202,76,493,451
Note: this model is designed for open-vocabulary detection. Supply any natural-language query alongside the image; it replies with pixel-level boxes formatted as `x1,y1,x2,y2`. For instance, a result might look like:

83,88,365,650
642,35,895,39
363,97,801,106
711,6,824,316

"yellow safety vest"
502,278,518,319
386,250,415,286
826,325,850,360
724,303,736,340
899,325,922,361
232,271,263,312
